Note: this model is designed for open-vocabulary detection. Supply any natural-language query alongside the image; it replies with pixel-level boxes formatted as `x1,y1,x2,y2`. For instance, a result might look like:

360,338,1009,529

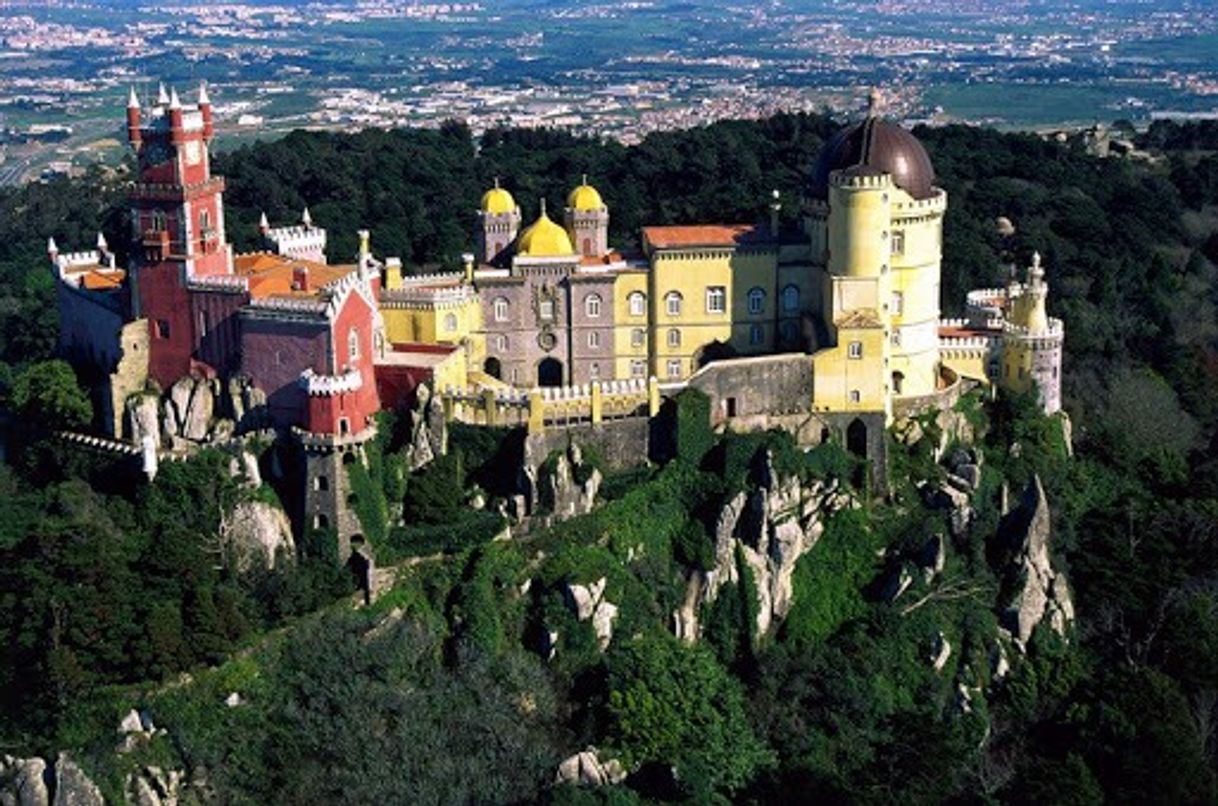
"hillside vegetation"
0,116,1216,802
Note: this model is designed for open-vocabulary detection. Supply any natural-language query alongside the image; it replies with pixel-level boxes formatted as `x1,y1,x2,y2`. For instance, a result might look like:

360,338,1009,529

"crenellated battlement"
299,367,364,396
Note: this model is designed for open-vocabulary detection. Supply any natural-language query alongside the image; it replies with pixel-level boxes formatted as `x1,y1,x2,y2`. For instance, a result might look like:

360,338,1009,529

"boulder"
124,765,182,806
931,631,952,673
52,754,102,806
1001,475,1074,649
403,384,448,471
537,444,601,523
224,501,296,572
591,601,618,650
555,748,627,787
125,394,162,451
1,756,49,806
239,450,262,488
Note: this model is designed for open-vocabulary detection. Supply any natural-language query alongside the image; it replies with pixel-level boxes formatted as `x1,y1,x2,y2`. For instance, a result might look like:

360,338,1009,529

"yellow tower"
809,88,947,414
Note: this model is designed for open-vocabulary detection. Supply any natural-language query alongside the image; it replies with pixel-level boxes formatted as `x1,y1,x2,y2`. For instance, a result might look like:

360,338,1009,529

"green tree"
606,632,772,795
8,360,91,429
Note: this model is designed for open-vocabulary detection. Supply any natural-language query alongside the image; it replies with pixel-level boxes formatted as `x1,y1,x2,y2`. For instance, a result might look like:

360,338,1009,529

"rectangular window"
631,328,646,348
588,331,600,349
590,362,600,379
666,359,682,379
539,299,554,320
891,230,905,256
706,286,726,314
848,341,863,359
749,324,764,345
849,390,861,404
891,329,901,347
667,328,681,348
156,319,171,339
630,359,646,379
891,291,904,315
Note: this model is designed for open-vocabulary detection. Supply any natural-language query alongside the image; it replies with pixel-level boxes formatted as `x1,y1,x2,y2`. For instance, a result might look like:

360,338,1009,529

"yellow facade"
611,269,650,380
647,249,735,380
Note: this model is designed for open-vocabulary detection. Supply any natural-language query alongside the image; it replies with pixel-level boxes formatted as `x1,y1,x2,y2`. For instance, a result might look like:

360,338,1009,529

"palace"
51,84,1063,563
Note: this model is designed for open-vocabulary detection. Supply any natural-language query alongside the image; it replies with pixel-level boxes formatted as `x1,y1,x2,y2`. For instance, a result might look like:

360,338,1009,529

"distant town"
2,0,1217,185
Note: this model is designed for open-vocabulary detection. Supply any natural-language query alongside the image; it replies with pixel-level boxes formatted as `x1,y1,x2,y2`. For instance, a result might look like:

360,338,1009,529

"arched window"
444,313,457,332
588,331,600,349
747,287,765,315
151,211,166,233
199,209,211,232
496,334,508,352
493,297,509,322
782,284,800,313
749,324,764,345
665,291,682,317
585,293,602,318
629,291,646,317
348,328,359,360
705,286,726,314
667,328,681,348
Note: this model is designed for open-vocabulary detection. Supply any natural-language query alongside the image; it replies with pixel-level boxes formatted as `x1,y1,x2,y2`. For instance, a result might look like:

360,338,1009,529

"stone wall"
685,353,812,425
525,417,650,472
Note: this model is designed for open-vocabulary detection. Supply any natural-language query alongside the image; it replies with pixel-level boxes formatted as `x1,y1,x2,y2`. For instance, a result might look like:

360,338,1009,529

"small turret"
157,83,169,107
198,81,213,141
168,87,185,144
302,207,313,228
259,211,270,235
47,236,59,259
126,86,142,146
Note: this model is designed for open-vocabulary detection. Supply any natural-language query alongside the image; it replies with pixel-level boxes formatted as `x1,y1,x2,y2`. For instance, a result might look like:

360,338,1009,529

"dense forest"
0,113,1217,803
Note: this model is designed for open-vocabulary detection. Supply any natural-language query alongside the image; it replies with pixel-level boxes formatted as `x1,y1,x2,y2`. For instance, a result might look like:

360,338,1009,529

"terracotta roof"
233,252,356,300
939,325,996,339
579,250,626,267
79,269,125,290
642,224,769,250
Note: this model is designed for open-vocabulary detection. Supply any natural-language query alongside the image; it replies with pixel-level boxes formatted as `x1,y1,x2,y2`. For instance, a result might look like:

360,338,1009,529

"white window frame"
444,313,458,332
629,291,646,317
631,328,646,348
496,334,508,352
665,291,682,317
585,293,602,318
348,328,359,360
493,296,509,322
666,359,682,379
539,299,554,321
891,291,904,316
667,328,681,348
706,286,726,314
630,359,646,378
848,341,863,359
588,331,600,349
891,230,905,256
590,362,600,379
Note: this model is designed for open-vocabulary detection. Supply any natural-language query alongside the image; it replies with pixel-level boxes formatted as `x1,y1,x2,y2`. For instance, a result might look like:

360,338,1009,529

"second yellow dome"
567,178,604,211
518,207,574,257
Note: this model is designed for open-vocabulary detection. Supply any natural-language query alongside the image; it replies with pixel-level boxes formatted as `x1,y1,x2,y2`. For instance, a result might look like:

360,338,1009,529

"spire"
157,83,169,105
539,197,548,218
493,176,500,189
301,207,313,227
867,87,883,118
197,80,210,106
581,173,588,186
127,86,140,109
168,87,181,110
47,236,58,256
96,232,108,251
259,211,269,232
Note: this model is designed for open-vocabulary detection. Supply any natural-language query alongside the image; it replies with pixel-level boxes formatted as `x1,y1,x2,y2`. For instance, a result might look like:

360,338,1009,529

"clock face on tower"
142,140,171,169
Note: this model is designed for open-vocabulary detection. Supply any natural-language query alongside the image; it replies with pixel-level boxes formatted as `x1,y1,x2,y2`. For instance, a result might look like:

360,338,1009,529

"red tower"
128,82,234,386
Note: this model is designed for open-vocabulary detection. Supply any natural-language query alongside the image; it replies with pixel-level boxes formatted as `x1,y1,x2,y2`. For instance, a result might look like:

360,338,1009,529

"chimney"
292,266,309,292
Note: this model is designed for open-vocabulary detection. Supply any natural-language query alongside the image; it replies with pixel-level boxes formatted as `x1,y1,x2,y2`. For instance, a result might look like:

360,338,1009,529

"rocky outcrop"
167,377,214,443
1,755,49,806
555,748,626,787
923,447,984,541
537,444,601,525
125,393,162,452
565,577,618,650
222,501,296,572
52,754,102,806
691,451,849,637
124,766,182,806
999,475,1074,650
226,375,268,432
403,384,448,471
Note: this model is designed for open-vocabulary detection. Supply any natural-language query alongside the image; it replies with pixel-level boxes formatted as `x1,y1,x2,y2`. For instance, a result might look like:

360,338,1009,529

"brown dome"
810,115,936,201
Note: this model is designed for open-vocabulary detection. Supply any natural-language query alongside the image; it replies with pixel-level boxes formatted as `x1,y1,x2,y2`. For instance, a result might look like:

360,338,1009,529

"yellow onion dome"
480,180,517,215
567,175,604,211
518,202,575,257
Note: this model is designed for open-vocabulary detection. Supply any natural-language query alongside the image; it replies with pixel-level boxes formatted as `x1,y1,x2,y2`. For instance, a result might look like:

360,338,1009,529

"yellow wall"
648,249,734,379
381,297,483,346
887,189,946,398
612,269,650,379
810,325,887,414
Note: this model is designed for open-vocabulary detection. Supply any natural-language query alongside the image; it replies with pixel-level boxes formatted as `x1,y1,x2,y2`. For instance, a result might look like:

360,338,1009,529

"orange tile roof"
233,252,356,300
80,269,126,290
642,224,767,250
